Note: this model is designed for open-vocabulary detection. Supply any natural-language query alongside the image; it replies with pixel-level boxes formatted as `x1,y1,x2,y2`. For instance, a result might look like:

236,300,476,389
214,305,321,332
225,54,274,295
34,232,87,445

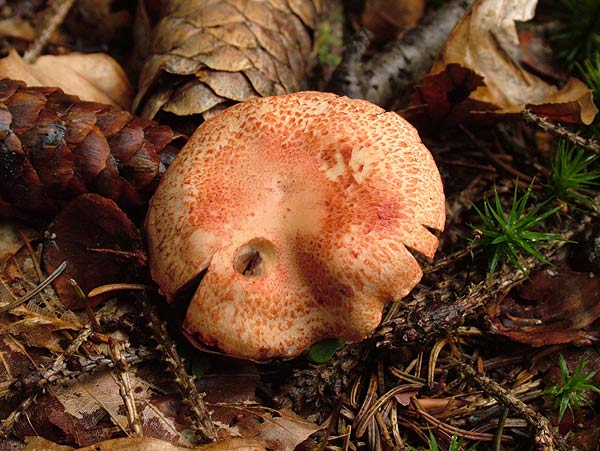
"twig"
0,343,156,438
328,0,474,107
0,326,93,437
494,407,509,451
68,278,101,332
0,261,67,313
109,338,143,437
523,110,600,155
142,296,217,443
460,126,535,184
450,359,578,451
423,243,479,274
23,0,76,63
1,342,156,399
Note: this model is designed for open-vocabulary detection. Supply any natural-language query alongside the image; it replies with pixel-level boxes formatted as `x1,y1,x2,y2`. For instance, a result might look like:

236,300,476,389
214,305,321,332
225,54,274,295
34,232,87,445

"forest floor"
0,1,599,451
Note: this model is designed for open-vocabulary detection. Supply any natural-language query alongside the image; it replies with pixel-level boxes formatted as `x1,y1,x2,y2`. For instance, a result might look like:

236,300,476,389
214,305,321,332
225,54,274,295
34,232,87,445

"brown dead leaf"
360,0,425,43
65,0,132,49
16,369,194,447
23,436,74,450
518,29,568,82
3,311,80,352
246,409,320,451
410,0,597,127
43,194,147,310
0,222,39,266
488,265,600,346
0,49,132,109
0,19,36,42
23,436,266,451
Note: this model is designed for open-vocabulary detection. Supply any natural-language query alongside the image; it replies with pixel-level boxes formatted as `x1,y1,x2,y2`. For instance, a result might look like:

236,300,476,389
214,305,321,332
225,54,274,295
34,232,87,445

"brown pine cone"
0,79,182,223
132,0,323,125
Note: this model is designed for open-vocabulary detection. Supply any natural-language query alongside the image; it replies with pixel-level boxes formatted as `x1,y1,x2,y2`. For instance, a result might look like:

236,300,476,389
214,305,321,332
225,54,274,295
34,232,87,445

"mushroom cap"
146,91,445,361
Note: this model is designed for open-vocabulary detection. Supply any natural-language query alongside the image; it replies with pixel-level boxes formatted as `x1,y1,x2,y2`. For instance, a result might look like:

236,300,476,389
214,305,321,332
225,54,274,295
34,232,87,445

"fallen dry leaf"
359,0,425,43
65,0,132,50
0,49,132,109
23,436,75,450
488,265,600,346
244,409,320,451
43,194,147,310
410,0,597,127
0,222,39,265
3,311,80,352
22,436,265,451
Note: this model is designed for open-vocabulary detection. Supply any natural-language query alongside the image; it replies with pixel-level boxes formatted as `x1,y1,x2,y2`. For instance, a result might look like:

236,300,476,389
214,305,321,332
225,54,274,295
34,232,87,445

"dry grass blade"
0,260,67,313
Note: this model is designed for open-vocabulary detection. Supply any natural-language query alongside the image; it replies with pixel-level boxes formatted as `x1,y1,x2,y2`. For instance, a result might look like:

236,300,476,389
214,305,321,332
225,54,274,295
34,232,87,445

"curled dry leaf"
250,409,320,451
132,0,323,123
410,0,598,127
65,0,133,50
0,79,182,222
358,0,425,44
0,222,38,265
0,49,132,109
488,265,600,346
43,194,147,310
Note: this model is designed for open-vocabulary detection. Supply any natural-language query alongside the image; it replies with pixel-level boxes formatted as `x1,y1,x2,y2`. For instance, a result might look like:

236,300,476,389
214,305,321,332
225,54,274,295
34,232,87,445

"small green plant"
546,141,600,206
315,22,342,67
472,183,562,274
550,0,600,69
545,354,600,423
580,53,600,103
408,431,477,451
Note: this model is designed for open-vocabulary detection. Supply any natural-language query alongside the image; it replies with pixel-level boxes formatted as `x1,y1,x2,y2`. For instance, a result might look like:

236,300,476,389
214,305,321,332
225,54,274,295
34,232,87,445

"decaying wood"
0,79,182,222
328,0,474,107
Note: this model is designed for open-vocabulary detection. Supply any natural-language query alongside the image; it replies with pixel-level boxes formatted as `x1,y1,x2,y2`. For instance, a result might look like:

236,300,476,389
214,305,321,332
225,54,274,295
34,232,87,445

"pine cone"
0,79,182,222
132,0,323,123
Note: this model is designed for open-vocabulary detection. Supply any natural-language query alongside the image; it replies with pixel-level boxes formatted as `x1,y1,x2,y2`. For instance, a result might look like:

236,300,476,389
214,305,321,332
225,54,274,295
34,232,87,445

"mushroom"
146,91,445,361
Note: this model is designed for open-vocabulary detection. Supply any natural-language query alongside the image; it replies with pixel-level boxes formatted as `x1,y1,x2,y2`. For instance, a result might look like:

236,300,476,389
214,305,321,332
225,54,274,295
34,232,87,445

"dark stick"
328,0,474,107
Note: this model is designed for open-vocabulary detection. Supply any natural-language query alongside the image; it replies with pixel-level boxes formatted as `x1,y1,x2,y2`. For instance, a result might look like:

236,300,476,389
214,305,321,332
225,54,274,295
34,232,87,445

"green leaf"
307,338,345,363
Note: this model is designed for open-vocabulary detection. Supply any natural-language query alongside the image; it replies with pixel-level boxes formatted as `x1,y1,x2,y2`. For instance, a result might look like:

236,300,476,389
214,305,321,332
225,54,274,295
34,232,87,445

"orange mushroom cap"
146,92,445,361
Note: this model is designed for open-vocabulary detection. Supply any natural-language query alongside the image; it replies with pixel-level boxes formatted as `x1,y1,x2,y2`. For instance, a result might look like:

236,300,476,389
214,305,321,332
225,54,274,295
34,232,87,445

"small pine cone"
133,0,323,124
0,79,182,222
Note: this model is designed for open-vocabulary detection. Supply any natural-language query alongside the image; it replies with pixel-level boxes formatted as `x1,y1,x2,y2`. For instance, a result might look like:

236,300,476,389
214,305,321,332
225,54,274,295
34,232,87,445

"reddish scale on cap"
146,92,445,361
